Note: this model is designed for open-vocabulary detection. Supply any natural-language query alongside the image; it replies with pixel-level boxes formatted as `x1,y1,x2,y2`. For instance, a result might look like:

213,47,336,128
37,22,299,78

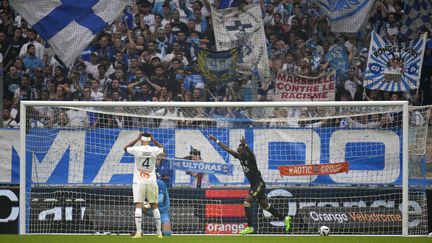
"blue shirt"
156,179,170,213
156,159,173,188
23,55,43,79
182,74,205,92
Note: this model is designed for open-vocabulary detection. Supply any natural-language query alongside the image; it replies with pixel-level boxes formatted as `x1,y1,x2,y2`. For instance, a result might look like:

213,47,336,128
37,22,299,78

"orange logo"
139,171,150,179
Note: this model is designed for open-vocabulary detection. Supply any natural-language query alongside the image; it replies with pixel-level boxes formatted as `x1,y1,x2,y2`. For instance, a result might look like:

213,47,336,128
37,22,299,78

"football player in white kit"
124,132,164,238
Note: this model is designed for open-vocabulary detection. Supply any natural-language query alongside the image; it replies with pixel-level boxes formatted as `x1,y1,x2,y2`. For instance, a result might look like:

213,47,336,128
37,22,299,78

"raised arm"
209,134,238,158
124,133,143,152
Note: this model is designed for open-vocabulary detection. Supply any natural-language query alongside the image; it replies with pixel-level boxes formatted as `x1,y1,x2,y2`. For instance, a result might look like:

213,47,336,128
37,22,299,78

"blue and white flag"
170,159,233,175
400,0,432,39
12,0,132,67
316,0,375,33
326,44,350,81
364,31,427,92
195,45,238,83
211,5,270,77
218,0,242,9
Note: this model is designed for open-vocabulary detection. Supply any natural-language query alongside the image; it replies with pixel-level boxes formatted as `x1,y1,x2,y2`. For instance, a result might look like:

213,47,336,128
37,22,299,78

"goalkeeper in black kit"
209,135,292,235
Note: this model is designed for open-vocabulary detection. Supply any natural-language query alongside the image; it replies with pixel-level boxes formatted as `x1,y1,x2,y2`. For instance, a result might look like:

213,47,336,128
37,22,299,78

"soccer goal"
19,101,430,236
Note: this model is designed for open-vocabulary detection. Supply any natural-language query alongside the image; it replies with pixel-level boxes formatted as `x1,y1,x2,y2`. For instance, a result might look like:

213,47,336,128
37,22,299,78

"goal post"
19,100,429,236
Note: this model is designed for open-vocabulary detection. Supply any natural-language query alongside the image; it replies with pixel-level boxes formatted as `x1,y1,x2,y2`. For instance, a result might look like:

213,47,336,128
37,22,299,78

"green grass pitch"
0,235,430,243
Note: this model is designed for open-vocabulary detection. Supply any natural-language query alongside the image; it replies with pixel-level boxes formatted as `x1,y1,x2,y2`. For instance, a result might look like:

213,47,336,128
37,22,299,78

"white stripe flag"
316,0,376,33
12,0,131,67
211,5,270,77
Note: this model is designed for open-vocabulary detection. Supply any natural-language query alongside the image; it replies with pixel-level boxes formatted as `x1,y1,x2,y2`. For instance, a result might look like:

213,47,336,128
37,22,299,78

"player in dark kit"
209,135,292,235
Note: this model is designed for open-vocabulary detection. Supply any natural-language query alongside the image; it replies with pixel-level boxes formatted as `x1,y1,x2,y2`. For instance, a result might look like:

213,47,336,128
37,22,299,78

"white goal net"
20,101,430,236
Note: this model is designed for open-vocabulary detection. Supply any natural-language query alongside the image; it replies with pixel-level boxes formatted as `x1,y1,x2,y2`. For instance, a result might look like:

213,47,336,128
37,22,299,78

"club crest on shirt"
139,171,150,179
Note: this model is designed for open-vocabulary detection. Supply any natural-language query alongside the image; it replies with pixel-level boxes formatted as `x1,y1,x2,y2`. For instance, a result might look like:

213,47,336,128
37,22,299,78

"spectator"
53,110,70,128
154,106,185,128
89,79,104,101
95,65,112,92
52,66,70,86
163,23,177,45
158,86,171,101
4,66,21,105
104,79,128,101
32,67,46,93
84,52,100,78
0,8,14,37
128,79,154,101
66,105,89,128
95,35,115,60
13,74,37,105
164,41,189,66
13,58,25,78
147,40,163,60
0,0,429,131
22,43,43,78
54,84,72,101
2,107,18,128
110,66,128,85
186,148,210,189
43,65,54,84
268,107,290,128
148,64,167,94
19,29,44,59
170,9,188,34
155,28,170,57
138,2,156,31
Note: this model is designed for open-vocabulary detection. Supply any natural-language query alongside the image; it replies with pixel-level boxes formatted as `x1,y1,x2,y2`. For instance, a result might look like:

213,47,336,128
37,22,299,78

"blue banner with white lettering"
171,159,234,175
1,127,429,185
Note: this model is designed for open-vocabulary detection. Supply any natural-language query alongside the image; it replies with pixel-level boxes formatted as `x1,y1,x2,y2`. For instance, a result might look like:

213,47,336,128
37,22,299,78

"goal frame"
19,100,410,236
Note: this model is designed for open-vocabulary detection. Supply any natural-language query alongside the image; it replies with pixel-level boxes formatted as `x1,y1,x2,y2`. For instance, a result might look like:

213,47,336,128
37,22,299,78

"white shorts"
133,182,158,204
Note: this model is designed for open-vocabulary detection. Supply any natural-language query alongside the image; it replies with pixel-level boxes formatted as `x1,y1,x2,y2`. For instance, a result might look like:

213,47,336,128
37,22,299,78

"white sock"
135,208,142,233
152,208,162,235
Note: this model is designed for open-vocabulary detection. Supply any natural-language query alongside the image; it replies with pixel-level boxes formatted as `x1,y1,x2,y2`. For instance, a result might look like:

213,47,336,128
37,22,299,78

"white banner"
364,31,427,92
211,5,269,77
275,71,336,101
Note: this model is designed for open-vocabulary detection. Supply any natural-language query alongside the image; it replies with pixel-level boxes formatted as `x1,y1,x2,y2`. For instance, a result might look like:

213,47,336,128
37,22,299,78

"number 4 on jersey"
142,158,150,168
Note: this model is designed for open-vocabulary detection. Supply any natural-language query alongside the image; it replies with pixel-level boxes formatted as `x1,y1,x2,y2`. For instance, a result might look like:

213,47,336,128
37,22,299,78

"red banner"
274,71,336,101
205,204,245,218
279,162,349,176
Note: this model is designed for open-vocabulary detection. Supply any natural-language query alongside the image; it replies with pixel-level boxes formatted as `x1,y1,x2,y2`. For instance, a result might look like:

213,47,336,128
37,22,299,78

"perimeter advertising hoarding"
28,187,428,234
0,187,19,234
298,207,402,233
1,127,431,185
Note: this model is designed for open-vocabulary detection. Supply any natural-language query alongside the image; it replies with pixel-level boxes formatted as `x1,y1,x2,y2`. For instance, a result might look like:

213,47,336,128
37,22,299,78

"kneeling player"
143,179,172,236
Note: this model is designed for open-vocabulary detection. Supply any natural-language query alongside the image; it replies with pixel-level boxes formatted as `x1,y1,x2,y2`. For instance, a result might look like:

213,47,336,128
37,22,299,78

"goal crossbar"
19,101,412,235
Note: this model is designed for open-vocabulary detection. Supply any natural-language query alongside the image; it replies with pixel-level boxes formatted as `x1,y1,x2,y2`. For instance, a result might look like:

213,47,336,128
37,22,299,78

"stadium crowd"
1,0,432,129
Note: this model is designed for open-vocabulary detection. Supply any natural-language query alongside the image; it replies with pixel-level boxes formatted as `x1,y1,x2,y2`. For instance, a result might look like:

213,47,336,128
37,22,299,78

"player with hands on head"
209,135,292,235
124,132,164,239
